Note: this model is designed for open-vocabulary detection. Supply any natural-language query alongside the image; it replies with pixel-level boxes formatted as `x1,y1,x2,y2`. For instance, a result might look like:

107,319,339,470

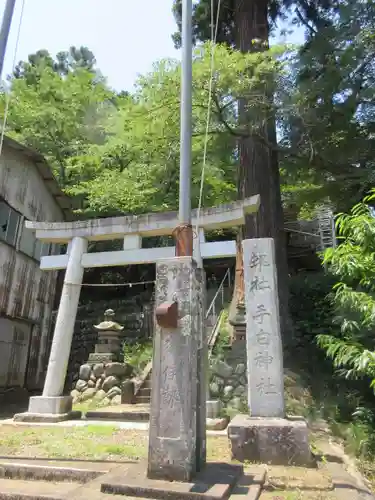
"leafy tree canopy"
172,0,334,48
13,46,97,85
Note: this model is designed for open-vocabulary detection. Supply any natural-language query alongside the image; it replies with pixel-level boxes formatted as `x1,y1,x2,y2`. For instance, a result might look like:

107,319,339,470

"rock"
206,417,229,431
70,389,80,403
94,389,106,401
209,382,220,397
224,386,234,398
81,388,97,401
76,379,88,392
212,376,224,389
101,397,111,407
70,389,80,398
230,397,244,411
95,378,103,390
93,363,104,378
102,375,120,392
112,395,122,405
79,364,92,381
212,360,233,379
107,386,122,399
87,380,95,388
234,385,245,396
235,363,246,375
90,374,97,382
105,362,130,378
121,380,134,404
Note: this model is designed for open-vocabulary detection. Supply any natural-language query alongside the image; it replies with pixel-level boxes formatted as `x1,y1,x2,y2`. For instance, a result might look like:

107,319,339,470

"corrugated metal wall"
0,144,63,390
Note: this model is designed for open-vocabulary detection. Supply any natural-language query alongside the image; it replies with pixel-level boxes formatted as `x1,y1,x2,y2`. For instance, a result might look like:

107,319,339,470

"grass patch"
260,492,336,499
0,426,231,462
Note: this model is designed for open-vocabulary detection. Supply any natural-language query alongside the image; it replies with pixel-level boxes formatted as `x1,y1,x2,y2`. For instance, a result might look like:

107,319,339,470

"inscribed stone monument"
227,238,312,466
148,256,206,481
243,238,284,417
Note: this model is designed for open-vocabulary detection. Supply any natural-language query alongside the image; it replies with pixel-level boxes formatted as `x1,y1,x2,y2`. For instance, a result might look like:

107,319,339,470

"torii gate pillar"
15,236,87,421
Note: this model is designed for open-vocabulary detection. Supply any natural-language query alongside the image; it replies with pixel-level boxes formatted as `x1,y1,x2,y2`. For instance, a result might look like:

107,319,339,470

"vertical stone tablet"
243,238,285,418
148,256,206,482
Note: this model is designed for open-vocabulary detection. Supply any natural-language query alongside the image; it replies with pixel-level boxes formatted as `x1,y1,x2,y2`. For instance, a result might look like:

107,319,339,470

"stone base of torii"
14,198,311,494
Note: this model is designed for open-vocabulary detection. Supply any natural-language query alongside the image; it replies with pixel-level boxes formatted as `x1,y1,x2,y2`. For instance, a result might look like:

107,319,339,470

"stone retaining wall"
209,338,248,412
71,362,134,406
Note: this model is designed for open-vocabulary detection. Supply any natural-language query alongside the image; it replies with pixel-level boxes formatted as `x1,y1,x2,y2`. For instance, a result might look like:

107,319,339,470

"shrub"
123,340,153,375
317,194,375,389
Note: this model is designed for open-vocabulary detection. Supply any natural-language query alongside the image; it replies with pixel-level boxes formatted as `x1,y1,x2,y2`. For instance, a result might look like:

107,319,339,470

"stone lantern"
229,301,246,342
88,309,124,363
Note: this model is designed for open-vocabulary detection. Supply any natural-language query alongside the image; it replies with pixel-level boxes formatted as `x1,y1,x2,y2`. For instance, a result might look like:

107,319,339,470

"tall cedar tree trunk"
233,0,290,338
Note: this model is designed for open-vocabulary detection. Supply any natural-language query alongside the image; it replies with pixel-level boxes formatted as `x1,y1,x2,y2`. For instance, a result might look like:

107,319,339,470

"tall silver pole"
0,0,16,80
178,0,193,225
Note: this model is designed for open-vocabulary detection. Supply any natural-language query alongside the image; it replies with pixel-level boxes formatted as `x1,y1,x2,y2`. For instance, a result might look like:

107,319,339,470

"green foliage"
5,7,375,217
172,0,333,49
212,309,231,359
66,42,286,215
316,193,375,390
279,1,375,213
3,64,113,185
308,193,375,460
123,340,153,375
12,46,98,88
289,271,375,461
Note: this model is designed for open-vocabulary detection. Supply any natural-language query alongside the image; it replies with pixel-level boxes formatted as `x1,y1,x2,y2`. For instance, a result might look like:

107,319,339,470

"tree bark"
233,0,290,339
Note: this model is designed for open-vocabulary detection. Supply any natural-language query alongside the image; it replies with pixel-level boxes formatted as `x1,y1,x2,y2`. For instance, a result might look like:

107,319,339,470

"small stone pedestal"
206,399,221,419
228,415,312,466
14,396,81,423
101,462,266,499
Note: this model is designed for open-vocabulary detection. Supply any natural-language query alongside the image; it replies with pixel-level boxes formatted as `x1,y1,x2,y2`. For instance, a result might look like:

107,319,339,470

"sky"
0,0,305,92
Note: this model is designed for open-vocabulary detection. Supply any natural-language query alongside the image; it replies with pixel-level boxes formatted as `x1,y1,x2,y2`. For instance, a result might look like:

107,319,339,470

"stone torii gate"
15,195,259,423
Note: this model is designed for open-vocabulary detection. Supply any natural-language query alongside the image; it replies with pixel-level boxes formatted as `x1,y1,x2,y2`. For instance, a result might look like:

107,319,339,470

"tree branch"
294,7,317,35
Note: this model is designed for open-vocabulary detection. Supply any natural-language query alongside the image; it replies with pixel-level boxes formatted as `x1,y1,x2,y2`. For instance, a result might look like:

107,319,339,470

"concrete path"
0,417,228,436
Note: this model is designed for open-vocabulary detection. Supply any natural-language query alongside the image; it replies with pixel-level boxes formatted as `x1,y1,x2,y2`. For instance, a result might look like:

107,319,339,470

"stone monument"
99,256,267,498
70,309,135,406
90,308,124,363
229,301,246,341
147,257,206,481
228,238,312,466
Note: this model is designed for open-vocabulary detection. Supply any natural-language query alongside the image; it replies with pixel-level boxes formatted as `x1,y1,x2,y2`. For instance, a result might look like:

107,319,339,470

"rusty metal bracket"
173,224,194,257
155,301,178,328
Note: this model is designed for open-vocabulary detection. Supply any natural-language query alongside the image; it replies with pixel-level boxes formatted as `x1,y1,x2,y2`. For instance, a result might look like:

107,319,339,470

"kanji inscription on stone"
243,238,285,418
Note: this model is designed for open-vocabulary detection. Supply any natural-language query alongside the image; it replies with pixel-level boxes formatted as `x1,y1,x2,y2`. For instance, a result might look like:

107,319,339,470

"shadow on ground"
0,389,38,419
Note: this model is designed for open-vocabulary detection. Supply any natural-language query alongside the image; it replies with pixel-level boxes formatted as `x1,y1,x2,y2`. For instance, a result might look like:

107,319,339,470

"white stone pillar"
14,236,88,421
43,236,87,397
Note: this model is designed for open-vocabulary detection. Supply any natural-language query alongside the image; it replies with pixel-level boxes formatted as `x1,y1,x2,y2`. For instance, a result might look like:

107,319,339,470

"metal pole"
179,0,192,224
0,0,16,80
175,0,193,257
